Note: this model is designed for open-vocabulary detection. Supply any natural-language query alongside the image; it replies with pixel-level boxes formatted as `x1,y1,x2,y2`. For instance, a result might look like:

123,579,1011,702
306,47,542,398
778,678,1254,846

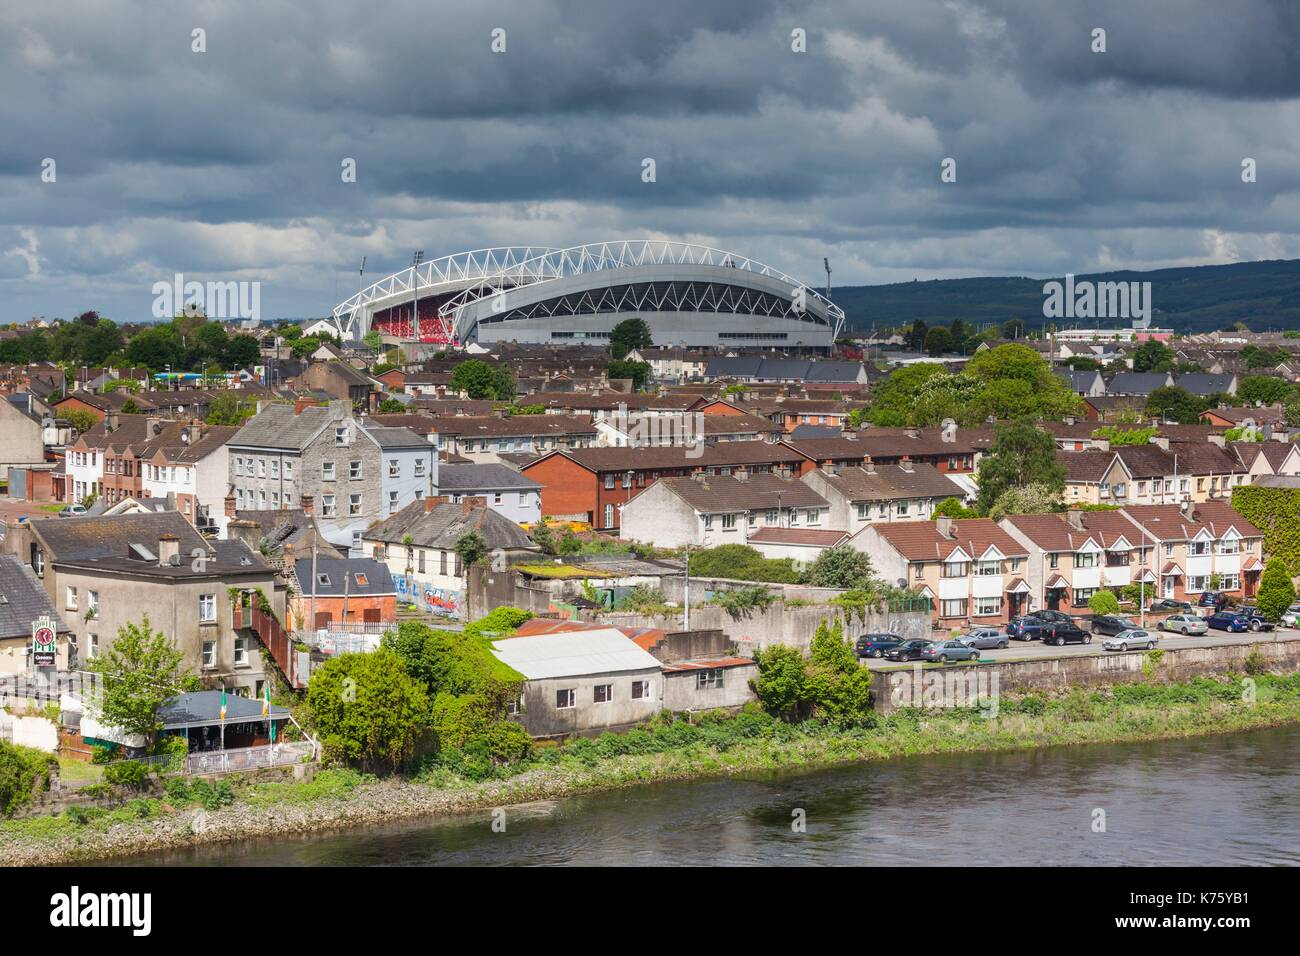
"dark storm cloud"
3,0,1300,321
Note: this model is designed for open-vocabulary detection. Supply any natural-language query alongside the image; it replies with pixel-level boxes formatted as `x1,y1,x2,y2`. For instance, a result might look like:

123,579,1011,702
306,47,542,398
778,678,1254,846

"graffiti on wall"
396,575,463,617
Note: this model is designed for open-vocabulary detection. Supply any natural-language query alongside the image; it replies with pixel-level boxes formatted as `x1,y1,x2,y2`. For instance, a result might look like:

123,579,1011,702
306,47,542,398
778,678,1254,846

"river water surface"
125,725,1300,866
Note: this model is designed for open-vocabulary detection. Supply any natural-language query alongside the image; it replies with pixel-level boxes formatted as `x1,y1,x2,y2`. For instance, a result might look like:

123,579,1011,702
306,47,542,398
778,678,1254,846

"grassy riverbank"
4,672,1300,865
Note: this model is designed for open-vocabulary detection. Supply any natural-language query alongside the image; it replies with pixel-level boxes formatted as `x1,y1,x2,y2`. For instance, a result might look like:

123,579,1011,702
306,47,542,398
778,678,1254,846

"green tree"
923,326,953,356
608,317,653,360
1088,590,1121,616
60,407,96,436
363,330,383,354
376,398,407,413
1146,386,1209,425
987,482,1061,520
975,422,1065,513
454,531,488,568
1131,339,1174,373
606,359,651,390
803,544,878,590
1256,557,1296,621
306,648,429,773
450,359,514,400
83,617,196,745
1237,375,1296,406
932,497,979,519
205,392,253,425
223,333,261,368
750,618,872,727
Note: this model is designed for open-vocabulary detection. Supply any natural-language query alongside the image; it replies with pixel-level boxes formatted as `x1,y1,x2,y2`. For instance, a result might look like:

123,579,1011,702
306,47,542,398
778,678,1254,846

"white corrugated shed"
491,628,661,679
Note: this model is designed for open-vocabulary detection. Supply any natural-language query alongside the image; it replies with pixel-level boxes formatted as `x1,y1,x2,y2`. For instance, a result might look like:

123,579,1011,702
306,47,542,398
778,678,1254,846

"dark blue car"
1205,612,1249,633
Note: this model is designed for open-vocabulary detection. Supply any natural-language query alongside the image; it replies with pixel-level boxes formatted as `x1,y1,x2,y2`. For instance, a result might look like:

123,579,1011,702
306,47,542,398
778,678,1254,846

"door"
315,611,332,629
363,608,381,624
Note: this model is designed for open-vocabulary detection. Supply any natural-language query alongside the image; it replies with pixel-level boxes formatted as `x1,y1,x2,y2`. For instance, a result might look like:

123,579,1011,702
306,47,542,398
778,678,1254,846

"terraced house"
1121,501,1265,603
999,510,1159,614
1059,442,1249,506
803,460,966,534
857,517,1031,627
227,399,435,554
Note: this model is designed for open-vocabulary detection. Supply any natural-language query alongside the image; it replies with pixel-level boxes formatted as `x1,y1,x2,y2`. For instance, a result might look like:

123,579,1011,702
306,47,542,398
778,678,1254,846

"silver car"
956,627,1009,650
1159,614,1208,635
1280,605,1300,628
1104,628,1159,651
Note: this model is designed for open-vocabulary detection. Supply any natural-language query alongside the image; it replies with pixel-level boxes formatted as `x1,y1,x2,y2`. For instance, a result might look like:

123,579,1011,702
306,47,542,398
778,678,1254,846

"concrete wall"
10,713,59,752
0,399,45,470
874,635,1300,714
663,664,758,712
517,667,662,739
596,602,932,653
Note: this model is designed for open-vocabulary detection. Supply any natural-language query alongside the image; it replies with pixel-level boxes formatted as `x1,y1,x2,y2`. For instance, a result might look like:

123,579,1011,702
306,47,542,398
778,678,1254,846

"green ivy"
1231,486,1300,575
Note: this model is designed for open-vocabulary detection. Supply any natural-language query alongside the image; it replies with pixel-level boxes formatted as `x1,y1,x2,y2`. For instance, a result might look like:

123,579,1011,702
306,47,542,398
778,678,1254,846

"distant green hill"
828,258,1300,334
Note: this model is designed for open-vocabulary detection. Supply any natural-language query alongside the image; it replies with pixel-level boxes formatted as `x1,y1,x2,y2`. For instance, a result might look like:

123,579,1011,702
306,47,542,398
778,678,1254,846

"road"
861,626,1295,670
0,498,60,525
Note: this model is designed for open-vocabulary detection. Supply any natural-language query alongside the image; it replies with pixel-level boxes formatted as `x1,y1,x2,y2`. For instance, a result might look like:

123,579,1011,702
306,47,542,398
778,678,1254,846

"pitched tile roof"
810,462,964,502
1121,502,1262,541
872,518,1028,561
1002,511,1154,551
650,474,827,513
362,499,538,551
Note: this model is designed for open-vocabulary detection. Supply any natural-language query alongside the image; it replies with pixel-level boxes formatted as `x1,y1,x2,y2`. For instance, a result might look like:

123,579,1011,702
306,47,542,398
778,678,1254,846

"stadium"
329,240,844,351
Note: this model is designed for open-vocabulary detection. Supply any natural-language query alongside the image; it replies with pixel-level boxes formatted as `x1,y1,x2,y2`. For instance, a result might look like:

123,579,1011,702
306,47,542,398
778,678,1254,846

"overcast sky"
5,0,1300,322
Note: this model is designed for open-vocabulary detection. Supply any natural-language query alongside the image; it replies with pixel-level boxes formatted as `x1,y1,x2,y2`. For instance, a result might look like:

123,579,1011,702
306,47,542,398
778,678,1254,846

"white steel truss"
332,240,845,343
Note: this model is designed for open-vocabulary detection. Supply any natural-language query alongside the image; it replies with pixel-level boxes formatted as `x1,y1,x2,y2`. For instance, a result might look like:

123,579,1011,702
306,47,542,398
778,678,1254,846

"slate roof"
293,557,394,596
1175,373,1236,396
31,511,209,562
1106,373,1173,396
810,462,964,502
228,402,343,450
0,554,71,640
362,500,538,551
437,463,542,492
650,474,827,513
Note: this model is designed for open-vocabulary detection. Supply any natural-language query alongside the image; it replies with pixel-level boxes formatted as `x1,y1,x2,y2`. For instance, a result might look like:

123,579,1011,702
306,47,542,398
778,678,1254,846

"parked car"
1198,590,1225,609
1280,605,1300,628
1148,598,1194,614
1041,622,1092,646
1159,614,1208,635
921,640,981,663
1234,607,1276,632
956,627,1009,650
1090,615,1138,636
57,504,86,518
1205,612,1250,633
883,639,933,662
1028,609,1075,626
855,634,905,659
1104,628,1159,651
1007,616,1047,641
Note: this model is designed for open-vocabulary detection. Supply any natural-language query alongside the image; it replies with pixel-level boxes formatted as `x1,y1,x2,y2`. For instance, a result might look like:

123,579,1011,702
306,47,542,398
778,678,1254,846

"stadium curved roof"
331,240,845,348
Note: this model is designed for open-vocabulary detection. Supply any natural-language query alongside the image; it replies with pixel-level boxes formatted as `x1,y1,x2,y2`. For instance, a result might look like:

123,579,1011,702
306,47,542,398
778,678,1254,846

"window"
632,680,652,700
603,504,614,527
1009,558,1021,573
975,560,999,576
1072,588,1097,606
389,491,399,509
65,586,77,610
354,573,369,587
285,460,294,479
1075,551,1098,569
593,684,612,704
234,636,249,666
270,459,279,478
389,459,400,478
1220,573,1240,591
604,474,615,490
322,461,336,480
942,561,968,578
1189,541,1208,556
494,493,503,505
88,634,98,659
913,563,924,580
349,493,363,516
856,503,870,520
896,502,910,516
722,514,737,530
256,458,266,478
940,599,968,618
556,688,576,709
703,515,714,531
622,472,632,489
201,641,215,668
506,695,525,716
322,495,337,517
1187,575,1208,593
199,593,216,623
1217,538,1239,555
440,550,447,575
806,509,822,525
335,425,348,445
696,669,724,690
88,590,99,612
350,460,362,479
415,459,426,477
317,573,332,587
974,596,1002,616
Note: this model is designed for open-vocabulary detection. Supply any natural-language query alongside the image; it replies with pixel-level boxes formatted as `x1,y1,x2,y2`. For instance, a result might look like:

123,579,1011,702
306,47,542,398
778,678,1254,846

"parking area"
860,627,1293,671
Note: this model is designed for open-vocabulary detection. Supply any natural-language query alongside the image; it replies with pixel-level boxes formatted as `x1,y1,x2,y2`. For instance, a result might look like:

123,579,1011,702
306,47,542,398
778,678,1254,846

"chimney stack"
899,455,914,473
1067,510,1086,531
301,493,314,516
864,455,875,474
424,494,450,513
157,534,180,567
105,412,119,433
936,516,955,539
294,397,313,416
463,495,487,515
734,467,749,482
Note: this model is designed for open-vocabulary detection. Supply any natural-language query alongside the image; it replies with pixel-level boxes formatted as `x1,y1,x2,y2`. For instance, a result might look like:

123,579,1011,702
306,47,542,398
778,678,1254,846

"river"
123,725,1300,866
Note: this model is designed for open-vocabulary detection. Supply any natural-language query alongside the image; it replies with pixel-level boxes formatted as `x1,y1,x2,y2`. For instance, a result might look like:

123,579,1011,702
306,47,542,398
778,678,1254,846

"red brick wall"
523,455,599,524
